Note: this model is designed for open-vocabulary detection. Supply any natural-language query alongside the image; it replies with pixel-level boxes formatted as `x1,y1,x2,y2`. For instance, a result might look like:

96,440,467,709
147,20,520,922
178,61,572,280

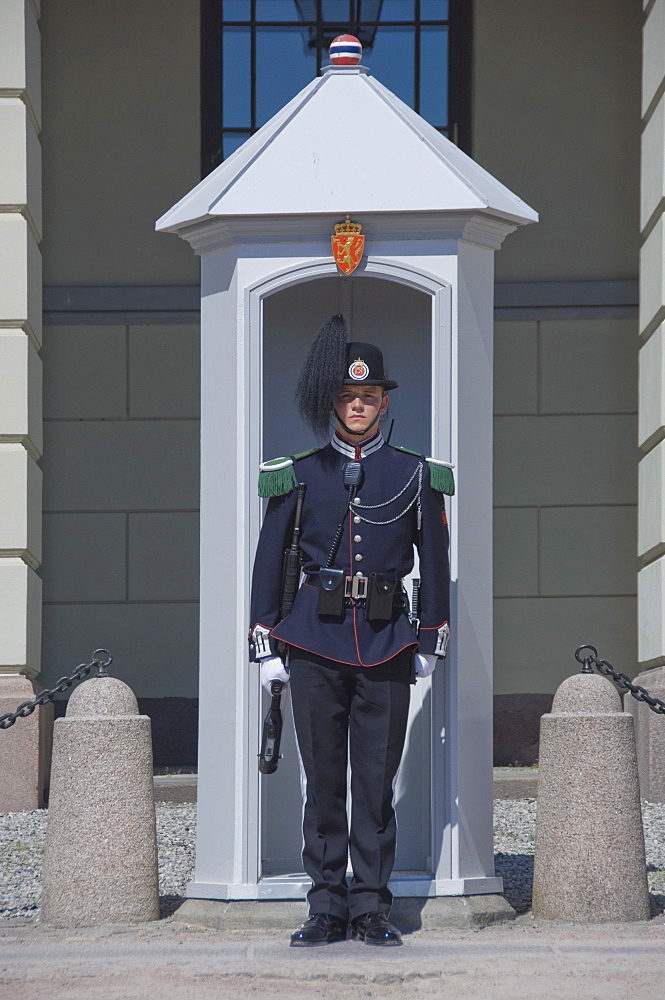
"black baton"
258,680,284,774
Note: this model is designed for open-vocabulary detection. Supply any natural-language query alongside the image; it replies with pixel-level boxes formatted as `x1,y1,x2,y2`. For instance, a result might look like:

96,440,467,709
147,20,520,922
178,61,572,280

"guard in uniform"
249,316,453,947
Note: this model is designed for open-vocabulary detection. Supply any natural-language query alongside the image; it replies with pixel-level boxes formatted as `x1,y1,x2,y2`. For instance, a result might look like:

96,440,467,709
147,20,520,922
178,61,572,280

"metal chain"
575,645,665,716
351,463,423,525
352,462,422,509
0,649,113,731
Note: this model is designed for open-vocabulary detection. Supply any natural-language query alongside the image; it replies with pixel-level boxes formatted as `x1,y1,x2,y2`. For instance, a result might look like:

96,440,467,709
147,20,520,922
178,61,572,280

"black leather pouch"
317,568,345,616
365,573,398,622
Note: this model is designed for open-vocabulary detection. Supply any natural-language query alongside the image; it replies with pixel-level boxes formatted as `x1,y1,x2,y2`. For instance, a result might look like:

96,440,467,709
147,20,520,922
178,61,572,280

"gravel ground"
0,804,197,922
0,799,663,921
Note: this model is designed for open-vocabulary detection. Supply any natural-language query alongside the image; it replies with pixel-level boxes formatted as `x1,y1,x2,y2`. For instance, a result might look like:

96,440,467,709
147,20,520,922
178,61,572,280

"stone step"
492,767,539,800
153,772,198,804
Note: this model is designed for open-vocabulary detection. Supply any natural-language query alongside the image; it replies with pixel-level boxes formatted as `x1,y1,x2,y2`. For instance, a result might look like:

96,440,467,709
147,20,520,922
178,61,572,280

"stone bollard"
41,677,160,927
532,672,650,922
628,665,665,803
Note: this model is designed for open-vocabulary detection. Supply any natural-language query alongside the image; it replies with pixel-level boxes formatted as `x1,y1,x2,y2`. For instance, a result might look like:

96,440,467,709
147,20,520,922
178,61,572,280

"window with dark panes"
201,0,471,175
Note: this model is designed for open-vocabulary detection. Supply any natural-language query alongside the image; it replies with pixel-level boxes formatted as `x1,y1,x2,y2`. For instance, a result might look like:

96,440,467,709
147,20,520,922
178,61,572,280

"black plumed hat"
295,315,398,438
344,342,398,390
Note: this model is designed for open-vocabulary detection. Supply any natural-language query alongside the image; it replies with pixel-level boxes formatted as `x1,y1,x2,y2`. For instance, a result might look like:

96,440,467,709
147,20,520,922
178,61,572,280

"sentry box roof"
156,63,537,234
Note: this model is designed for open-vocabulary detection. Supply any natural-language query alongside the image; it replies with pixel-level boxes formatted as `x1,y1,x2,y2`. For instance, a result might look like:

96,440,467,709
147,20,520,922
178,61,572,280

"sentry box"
157,39,536,913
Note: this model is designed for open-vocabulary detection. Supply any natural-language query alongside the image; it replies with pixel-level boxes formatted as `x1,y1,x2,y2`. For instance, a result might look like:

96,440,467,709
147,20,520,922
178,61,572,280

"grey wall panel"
42,325,127,419
493,312,639,695
540,506,637,597
42,420,200,511
494,321,538,416
128,512,199,601
41,602,199,699
494,595,637,696
493,508,539,598
41,311,202,706
129,325,200,418
494,414,637,508
540,318,638,414
42,512,127,603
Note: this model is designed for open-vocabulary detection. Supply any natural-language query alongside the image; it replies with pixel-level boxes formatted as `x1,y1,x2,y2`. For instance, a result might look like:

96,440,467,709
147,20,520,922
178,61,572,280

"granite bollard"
627,665,665,803
40,676,160,927
532,672,650,922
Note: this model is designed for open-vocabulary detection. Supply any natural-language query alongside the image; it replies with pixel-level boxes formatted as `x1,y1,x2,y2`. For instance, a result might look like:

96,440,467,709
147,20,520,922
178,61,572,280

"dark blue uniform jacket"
249,438,450,667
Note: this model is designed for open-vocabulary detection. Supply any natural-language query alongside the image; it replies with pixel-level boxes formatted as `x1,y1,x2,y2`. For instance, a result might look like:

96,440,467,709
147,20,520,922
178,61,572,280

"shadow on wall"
493,694,554,766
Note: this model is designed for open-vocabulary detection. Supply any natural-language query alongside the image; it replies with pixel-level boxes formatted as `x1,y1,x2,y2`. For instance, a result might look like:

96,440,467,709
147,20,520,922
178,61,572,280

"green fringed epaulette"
258,457,296,498
427,459,455,496
257,448,320,498
393,446,455,496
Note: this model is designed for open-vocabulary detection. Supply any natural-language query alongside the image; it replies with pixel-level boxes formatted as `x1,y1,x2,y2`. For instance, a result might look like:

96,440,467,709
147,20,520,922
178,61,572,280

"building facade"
0,1,655,797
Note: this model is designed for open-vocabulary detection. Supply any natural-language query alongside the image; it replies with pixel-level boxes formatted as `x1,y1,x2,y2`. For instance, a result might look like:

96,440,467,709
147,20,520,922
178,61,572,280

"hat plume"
296,314,348,438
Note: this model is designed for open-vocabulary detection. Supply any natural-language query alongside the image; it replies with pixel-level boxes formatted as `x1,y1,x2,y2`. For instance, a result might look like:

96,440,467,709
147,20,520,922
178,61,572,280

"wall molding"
494,279,638,321
43,286,201,325
43,280,639,325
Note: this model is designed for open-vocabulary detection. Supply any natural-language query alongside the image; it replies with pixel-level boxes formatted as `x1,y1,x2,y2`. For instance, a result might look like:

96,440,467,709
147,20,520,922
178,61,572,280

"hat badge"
349,358,370,380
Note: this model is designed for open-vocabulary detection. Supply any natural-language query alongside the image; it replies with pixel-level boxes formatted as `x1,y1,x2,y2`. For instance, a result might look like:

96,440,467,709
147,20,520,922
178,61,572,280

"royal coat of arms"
331,215,365,275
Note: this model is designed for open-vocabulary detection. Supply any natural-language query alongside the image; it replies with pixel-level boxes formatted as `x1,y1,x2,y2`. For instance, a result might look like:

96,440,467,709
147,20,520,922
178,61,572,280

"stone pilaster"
637,0,665,800
0,0,49,809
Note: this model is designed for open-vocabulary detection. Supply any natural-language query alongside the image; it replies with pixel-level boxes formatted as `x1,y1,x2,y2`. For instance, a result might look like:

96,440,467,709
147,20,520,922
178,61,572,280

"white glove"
260,656,290,693
415,653,438,678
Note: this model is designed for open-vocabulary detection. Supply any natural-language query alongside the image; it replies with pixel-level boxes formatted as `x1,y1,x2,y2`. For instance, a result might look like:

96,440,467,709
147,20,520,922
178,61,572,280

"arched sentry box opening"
260,275,436,884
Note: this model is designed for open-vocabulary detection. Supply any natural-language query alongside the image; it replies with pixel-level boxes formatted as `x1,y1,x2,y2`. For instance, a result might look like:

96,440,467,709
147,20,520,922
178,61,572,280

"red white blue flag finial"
329,34,362,67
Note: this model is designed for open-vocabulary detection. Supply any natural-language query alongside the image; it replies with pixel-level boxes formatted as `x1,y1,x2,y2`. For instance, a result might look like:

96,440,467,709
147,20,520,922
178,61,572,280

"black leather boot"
290,913,348,947
351,912,402,946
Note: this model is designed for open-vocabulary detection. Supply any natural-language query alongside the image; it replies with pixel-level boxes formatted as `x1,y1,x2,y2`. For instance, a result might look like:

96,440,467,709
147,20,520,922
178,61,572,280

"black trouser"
288,647,412,921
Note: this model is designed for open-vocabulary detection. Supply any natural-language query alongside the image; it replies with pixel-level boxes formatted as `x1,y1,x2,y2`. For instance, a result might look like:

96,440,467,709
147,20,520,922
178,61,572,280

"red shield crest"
331,216,365,275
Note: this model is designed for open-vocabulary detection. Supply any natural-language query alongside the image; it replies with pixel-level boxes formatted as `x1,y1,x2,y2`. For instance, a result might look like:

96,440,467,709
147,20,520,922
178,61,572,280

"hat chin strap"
335,409,382,438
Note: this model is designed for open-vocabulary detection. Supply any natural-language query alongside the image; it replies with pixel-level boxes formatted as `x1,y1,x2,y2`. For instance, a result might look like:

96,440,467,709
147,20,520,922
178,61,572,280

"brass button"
354,534,362,543
353,497,361,504
354,553,363,562
353,515,361,524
